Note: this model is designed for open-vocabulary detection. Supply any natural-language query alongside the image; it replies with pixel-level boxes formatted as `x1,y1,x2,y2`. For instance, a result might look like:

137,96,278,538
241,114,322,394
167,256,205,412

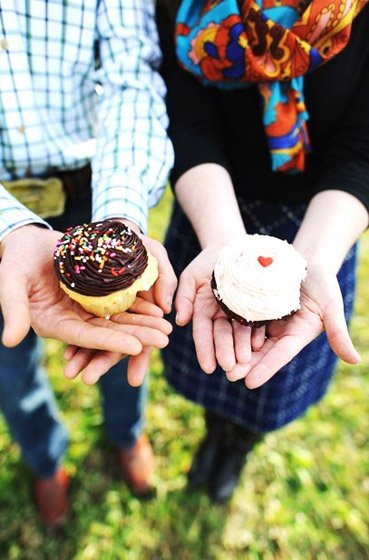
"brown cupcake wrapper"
211,273,295,327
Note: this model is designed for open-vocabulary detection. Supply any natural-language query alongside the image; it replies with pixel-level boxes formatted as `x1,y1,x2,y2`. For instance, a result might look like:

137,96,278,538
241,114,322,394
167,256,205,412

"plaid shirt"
0,0,173,239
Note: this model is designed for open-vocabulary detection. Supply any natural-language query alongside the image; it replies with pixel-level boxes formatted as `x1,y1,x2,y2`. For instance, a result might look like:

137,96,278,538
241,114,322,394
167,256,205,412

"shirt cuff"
92,174,149,234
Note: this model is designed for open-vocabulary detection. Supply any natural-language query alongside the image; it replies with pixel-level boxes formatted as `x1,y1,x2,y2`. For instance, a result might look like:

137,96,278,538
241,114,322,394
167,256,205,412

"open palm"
0,226,172,357
176,247,266,376
228,264,360,388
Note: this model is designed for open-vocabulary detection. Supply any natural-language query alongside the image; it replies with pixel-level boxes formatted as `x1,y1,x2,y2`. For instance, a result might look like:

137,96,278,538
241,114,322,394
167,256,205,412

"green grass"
0,187,368,559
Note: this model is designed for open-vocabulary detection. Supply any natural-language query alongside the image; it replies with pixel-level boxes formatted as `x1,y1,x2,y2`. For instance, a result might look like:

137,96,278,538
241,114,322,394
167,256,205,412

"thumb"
143,238,177,314
153,253,177,315
175,270,196,326
324,295,360,365
0,270,31,347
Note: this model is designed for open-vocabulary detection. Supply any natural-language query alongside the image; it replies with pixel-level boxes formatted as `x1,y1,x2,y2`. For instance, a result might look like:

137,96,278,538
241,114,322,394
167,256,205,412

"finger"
82,351,124,385
127,346,152,387
64,345,79,360
64,348,96,379
251,326,267,351
149,242,177,313
136,289,156,305
233,321,252,364
0,269,31,347
97,320,169,348
109,313,172,335
323,296,360,364
175,270,196,326
115,325,169,349
226,362,252,382
245,335,304,389
213,317,236,372
131,295,163,316
266,319,287,338
52,319,144,355
192,307,216,374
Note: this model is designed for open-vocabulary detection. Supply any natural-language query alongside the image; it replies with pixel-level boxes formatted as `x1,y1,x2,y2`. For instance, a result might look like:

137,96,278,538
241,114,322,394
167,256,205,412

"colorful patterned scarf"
175,0,368,172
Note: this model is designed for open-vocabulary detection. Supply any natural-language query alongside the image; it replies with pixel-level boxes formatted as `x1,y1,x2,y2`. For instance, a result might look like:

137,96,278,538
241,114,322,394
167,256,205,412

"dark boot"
187,411,225,488
33,466,70,527
116,434,154,497
209,421,263,503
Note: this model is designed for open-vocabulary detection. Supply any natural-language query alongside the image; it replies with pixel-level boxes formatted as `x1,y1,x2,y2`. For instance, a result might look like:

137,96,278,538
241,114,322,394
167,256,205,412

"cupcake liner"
211,273,295,328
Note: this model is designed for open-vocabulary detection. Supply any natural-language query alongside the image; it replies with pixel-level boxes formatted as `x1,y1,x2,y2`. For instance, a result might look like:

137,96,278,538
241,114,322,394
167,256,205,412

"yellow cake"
53,220,158,318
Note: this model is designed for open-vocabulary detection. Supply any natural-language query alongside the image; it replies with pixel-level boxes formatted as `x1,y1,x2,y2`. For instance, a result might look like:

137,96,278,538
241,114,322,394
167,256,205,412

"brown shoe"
117,435,154,496
33,467,69,527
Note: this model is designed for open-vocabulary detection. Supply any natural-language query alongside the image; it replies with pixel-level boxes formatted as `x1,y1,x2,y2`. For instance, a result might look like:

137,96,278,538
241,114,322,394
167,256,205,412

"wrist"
201,233,246,252
174,164,247,249
293,190,367,273
0,223,48,258
293,233,348,274
197,222,247,250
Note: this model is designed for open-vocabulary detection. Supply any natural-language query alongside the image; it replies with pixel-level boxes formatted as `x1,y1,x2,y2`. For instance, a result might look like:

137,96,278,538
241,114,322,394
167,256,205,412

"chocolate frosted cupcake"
211,234,307,327
54,220,158,318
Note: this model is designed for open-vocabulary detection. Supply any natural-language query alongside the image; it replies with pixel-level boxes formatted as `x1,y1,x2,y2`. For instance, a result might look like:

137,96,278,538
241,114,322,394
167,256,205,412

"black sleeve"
313,53,369,212
156,1,229,188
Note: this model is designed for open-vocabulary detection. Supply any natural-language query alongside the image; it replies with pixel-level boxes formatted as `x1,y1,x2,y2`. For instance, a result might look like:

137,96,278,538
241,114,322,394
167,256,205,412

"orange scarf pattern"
176,0,368,171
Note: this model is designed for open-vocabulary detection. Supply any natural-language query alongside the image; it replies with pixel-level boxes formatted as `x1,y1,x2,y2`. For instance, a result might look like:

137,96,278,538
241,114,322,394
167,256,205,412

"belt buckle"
2,176,66,218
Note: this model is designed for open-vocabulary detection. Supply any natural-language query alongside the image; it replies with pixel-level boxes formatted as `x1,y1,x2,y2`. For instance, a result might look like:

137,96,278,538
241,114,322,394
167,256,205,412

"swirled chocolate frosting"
53,220,148,296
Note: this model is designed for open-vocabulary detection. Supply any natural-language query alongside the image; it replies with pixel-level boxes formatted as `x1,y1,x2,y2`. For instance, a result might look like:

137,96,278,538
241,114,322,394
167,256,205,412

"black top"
157,2,369,211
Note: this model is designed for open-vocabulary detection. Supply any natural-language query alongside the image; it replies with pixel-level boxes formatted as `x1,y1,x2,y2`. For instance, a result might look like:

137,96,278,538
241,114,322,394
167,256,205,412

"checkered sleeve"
0,183,50,242
92,0,174,233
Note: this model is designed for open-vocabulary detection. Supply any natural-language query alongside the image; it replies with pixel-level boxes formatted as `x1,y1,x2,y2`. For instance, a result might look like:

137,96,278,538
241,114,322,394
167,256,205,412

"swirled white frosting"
213,234,307,322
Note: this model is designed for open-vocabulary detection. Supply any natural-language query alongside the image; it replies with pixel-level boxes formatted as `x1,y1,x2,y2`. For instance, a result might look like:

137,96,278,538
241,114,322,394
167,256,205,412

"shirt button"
0,38,8,51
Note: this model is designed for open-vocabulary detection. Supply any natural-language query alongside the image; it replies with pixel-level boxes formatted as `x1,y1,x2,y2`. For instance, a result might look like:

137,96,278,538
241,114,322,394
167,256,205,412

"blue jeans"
0,186,146,477
0,324,146,477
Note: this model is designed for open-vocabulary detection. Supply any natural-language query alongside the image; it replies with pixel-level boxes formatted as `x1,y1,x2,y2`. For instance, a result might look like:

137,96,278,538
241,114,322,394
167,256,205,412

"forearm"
174,163,246,249
293,190,369,272
93,0,173,234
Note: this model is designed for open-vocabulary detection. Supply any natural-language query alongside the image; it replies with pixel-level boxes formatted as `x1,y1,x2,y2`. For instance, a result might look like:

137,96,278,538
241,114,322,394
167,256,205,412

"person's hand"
64,345,154,387
119,219,178,314
62,225,179,387
175,246,266,377
0,225,172,360
228,262,361,389
63,296,171,386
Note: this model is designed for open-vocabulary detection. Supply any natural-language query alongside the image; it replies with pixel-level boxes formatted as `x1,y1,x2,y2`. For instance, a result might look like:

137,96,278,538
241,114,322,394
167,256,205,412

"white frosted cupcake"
211,234,307,327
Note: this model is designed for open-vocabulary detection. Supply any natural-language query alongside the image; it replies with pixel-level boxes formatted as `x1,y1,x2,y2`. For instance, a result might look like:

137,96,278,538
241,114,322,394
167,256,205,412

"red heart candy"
258,256,273,267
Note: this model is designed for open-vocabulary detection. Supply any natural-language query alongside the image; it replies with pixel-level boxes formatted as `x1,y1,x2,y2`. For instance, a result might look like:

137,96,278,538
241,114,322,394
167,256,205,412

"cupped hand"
63,221,178,386
63,297,172,386
231,263,360,389
175,246,266,375
140,234,178,313
0,225,172,357
118,219,177,315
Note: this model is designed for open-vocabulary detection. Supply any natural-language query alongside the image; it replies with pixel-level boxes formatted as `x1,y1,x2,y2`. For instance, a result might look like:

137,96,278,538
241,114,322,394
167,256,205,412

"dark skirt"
162,197,357,433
